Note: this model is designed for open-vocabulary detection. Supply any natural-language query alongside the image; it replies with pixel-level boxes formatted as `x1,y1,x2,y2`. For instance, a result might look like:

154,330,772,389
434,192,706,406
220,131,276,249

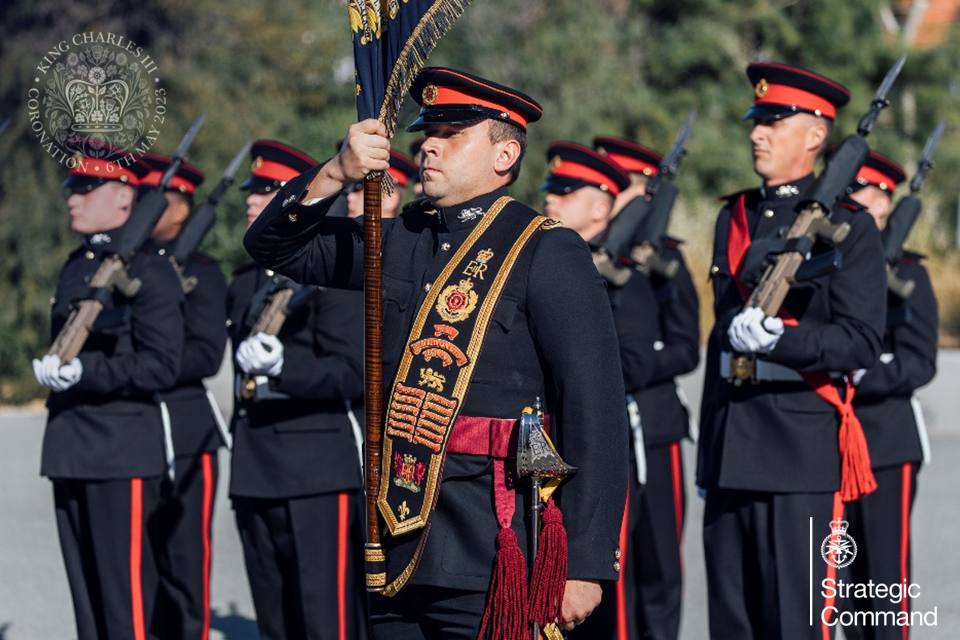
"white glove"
236,333,284,377
32,354,83,392
728,306,784,355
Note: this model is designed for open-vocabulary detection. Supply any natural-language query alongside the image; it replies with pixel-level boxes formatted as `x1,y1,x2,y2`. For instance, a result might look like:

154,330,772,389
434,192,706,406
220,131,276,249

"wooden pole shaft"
363,174,385,570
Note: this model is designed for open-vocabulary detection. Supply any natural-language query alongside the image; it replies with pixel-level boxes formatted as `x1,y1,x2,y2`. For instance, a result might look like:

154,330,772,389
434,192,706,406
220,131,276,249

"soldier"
698,63,886,639
138,153,229,640
842,152,937,640
33,144,184,640
593,136,701,640
345,149,419,218
409,137,426,196
243,68,629,639
227,140,367,640
540,141,660,640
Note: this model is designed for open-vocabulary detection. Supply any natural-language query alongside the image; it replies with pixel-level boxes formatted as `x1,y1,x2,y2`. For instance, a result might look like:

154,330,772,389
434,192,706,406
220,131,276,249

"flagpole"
364,171,386,592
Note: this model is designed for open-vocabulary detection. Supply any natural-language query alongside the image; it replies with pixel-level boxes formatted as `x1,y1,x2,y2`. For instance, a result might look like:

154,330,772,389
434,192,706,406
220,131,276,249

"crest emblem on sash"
393,452,427,494
437,279,478,323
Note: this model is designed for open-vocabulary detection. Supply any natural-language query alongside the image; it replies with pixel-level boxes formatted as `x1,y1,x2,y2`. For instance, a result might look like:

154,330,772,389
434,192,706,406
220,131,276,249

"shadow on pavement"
212,603,259,640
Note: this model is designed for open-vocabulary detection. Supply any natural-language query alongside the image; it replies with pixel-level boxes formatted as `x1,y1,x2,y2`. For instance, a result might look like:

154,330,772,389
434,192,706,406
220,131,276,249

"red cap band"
605,151,658,176
69,157,142,186
432,86,529,129
756,83,836,119
857,165,898,191
140,170,198,194
552,162,623,196
388,166,410,187
254,159,302,184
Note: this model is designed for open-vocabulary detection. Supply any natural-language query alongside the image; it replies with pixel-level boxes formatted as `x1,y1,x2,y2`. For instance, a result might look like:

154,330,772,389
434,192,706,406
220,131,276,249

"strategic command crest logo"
27,32,167,167
821,518,857,569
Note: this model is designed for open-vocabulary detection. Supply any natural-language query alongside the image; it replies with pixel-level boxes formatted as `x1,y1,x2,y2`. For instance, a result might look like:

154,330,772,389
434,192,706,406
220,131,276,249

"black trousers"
839,462,919,640
574,441,686,640
53,477,162,640
703,488,845,640
234,490,368,640
151,451,219,640
369,585,489,640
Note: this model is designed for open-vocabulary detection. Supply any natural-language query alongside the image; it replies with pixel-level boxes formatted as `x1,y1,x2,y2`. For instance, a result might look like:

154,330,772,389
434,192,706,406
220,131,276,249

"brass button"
85,251,95,260
288,212,298,222
158,248,166,256
763,209,775,218
225,319,233,327
613,560,621,573
266,269,275,277
441,242,451,252
238,408,248,418
615,548,622,560
710,265,720,274
50,297,57,306
424,283,432,293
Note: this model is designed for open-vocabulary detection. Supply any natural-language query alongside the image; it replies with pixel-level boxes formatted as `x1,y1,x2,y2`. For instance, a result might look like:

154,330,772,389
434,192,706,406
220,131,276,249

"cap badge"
754,78,769,99
71,151,85,166
548,156,563,173
251,156,263,173
422,83,439,106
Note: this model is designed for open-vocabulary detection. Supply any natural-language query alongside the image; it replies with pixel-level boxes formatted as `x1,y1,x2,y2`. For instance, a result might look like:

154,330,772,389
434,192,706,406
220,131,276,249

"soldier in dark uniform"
345,149,419,218
593,136,701,640
33,145,184,640
138,153,229,640
227,140,367,640
409,138,426,196
841,152,937,639
540,141,661,640
243,68,629,639
697,63,886,639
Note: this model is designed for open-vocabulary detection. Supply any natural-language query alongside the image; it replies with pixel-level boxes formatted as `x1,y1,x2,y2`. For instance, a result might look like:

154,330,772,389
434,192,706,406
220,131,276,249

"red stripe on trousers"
201,454,214,640
821,492,844,640
337,492,350,640
616,488,629,640
130,479,146,640
901,463,912,640
670,442,684,576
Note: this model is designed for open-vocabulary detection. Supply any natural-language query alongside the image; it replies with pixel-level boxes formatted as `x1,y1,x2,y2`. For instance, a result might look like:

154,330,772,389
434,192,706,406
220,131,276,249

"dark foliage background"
1,0,958,401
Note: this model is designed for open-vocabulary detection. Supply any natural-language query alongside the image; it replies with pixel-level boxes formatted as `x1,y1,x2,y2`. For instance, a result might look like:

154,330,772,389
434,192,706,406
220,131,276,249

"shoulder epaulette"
718,187,756,203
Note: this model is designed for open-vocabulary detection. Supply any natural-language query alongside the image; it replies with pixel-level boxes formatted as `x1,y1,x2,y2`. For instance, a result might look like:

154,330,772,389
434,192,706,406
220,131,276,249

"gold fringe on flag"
377,0,473,137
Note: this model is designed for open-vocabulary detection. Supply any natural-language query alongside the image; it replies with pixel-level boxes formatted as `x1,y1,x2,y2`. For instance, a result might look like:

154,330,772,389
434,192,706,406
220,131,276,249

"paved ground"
3,351,960,638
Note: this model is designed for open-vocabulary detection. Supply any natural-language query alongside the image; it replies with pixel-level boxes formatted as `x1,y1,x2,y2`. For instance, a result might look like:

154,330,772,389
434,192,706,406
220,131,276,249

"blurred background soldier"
344,147,418,219
541,141,659,640
697,63,886,639
594,136,701,640
33,145,184,640
227,140,367,640
409,137,426,196
139,153,229,640
842,151,938,640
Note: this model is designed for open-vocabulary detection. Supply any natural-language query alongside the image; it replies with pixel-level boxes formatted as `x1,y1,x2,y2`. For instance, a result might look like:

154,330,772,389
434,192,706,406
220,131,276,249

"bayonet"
910,118,944,194
858,53,906,137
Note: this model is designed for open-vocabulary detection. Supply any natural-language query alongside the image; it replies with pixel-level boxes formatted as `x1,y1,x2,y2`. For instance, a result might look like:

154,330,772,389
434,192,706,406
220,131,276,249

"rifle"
170,141,252,293
883,118,944,299
237,275,319,400
591,109,695,285
48,115,206,362
742,55,906,320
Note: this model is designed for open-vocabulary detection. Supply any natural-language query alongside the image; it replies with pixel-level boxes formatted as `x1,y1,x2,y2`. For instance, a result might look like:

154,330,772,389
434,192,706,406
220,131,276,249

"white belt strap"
627,395,647,485
910,395,932,465
345,399,364,470
158,400,176,481
206,389,233,450
675,382,699,442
